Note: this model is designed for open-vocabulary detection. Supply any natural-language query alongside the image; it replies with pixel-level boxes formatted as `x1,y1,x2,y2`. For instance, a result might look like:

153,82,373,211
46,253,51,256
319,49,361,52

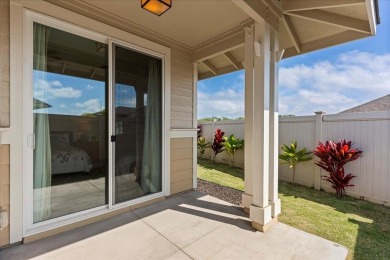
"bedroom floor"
50,175,106,219
49,171,144,219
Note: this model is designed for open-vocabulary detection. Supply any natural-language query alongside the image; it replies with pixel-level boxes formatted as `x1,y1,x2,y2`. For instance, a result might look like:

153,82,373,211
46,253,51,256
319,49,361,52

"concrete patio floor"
0,191,348,260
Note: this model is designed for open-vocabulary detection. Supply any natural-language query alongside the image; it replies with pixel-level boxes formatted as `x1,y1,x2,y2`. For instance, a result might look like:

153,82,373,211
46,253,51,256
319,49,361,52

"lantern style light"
141,0,172,16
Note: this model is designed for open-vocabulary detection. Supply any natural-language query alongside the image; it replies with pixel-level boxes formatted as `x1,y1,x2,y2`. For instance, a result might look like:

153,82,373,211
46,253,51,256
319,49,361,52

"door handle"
27,133,35,149
111,135,116,142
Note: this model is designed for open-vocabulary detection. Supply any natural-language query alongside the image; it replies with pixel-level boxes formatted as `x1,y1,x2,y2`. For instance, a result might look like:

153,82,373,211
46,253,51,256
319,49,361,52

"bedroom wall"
49,115,106,162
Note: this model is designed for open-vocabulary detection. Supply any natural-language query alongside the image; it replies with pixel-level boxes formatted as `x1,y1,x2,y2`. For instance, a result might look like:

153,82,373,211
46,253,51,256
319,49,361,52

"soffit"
71,0,250,49
290,16,346,44
42,0,376,80
319,5,368,21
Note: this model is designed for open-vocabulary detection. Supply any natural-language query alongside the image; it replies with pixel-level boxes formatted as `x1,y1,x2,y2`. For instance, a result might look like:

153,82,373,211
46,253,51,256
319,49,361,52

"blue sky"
198,0,390,118
33,71,141,115
34,71,107,115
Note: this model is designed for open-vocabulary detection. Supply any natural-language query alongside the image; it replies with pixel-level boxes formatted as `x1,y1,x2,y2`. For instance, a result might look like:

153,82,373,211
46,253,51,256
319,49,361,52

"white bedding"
51,145,93,175
116,154,136,176
50,133,92,175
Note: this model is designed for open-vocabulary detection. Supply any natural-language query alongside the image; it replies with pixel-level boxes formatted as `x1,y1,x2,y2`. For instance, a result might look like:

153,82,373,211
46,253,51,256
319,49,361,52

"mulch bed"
196,178,243,206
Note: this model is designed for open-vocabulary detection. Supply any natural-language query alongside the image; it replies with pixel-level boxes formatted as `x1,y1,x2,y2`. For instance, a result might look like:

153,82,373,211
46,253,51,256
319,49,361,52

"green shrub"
279,141,312,184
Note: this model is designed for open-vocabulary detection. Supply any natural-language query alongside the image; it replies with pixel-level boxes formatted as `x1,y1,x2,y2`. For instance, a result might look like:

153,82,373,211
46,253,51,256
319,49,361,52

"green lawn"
197,158,390,260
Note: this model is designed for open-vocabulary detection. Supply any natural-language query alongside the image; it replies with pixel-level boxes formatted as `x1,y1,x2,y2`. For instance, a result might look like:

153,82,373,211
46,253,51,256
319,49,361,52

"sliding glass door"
32,23,109,223
29,20,163,227
113,44,162,204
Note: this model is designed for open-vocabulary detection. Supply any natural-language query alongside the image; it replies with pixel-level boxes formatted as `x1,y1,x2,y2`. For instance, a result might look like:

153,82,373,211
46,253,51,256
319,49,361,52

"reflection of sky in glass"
33,70,106,115
115,84,136,108
115,84,148,108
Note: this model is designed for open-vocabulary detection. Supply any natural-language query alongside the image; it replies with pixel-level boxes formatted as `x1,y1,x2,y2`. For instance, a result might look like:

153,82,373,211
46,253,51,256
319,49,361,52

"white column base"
270,198,281,217
250,204,272,227
252,216,279,232
242,193,253,213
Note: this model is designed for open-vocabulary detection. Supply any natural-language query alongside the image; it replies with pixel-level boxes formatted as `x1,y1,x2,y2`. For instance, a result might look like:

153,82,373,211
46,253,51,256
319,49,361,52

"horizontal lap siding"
0,144,10,246
170,138,193,195
0,0,10,246
0,0,10,127
171,50,193,129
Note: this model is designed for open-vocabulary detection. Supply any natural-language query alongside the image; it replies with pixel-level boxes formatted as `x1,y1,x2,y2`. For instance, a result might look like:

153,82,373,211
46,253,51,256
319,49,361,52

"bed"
50,132,93,175
115,154,136,176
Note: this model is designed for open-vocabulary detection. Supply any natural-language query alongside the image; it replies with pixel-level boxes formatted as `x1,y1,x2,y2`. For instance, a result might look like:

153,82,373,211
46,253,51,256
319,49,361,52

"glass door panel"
113,44,162,204
32,23,108,223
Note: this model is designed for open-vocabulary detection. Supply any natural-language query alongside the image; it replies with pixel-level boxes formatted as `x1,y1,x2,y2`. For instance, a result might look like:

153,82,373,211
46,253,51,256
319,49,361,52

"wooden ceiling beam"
198,63,244,80
262,0,283,18
223,52,240,70
201,60,218,76
233,0,280,31
287,10,370,34
282,0,365,12
282,15,301,53
282,30,366,59
193,30,244,62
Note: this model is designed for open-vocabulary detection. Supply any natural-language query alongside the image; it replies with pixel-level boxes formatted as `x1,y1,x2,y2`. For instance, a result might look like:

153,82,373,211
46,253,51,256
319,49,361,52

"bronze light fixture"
141,0,171,16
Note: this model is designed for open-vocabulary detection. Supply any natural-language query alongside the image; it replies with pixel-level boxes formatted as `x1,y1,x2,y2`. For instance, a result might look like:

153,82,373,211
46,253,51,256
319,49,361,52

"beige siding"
171,50,193,129
170,138,193,195
0,144,10,246
0,0,10,246
0,0,10,127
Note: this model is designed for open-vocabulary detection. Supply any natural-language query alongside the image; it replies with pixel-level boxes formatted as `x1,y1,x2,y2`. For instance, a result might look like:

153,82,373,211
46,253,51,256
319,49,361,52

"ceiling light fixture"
141,0,171,16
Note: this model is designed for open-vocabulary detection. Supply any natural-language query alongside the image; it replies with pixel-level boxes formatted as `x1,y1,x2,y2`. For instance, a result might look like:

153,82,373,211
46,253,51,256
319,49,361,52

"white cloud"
51,80,63,87
74,99,102,114
279,51,390,115
59,104,66,109
198,51,390,118
86,84,95,90
198,83,244,119
34,79,82,100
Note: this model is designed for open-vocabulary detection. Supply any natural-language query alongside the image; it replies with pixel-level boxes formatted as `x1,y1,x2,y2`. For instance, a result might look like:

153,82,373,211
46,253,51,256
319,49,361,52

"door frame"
109,38,168,210
18,9,171,238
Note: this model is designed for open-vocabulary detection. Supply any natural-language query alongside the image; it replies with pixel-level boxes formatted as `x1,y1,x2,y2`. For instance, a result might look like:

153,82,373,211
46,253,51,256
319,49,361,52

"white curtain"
141,59,161,193
33,23,52,223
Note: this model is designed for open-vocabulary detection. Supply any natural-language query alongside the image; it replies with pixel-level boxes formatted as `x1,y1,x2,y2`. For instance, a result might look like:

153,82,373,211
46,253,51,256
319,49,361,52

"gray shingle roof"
340,94,390,113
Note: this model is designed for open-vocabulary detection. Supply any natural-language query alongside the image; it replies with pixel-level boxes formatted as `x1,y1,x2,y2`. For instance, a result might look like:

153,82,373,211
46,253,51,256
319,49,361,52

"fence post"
314,111,325,190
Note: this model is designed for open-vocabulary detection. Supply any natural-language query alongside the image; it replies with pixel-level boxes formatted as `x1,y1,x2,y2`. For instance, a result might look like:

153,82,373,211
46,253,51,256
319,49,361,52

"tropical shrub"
279,141,312,184
314,140,363,197
197,137,211,158
211,129,225,162
223,134,244,166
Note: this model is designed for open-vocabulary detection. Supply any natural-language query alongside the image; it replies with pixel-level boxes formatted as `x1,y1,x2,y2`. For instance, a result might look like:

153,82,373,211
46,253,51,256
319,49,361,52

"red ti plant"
197,125,202,139
211,129,225,162
313,140,363,197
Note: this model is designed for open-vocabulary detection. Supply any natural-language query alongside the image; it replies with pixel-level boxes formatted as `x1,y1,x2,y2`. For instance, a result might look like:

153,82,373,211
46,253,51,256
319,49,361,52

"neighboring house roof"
340,94,390,113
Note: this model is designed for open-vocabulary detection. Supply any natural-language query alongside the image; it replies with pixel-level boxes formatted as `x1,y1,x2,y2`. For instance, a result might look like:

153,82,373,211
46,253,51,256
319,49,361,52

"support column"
314,111,325,190
250,20,273,231
268,27,281,218
242,24,254,213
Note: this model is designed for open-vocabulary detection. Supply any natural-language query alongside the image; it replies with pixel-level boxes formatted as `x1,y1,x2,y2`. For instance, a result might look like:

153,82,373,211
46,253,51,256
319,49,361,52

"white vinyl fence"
198,111,390,205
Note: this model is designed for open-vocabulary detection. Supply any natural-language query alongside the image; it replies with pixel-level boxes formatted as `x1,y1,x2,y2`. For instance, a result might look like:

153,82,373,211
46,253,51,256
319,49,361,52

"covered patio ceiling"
45,0,378,80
